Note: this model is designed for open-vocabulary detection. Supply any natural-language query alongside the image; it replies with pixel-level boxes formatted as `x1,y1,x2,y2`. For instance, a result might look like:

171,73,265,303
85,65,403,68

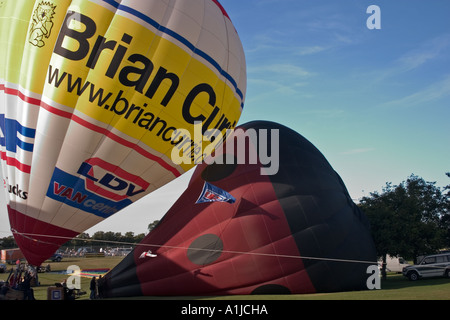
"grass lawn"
1,257,449,300
1,256,124,300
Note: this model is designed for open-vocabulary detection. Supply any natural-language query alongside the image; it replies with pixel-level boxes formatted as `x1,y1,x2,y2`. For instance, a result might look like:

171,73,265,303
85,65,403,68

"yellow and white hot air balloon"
0,0,246,266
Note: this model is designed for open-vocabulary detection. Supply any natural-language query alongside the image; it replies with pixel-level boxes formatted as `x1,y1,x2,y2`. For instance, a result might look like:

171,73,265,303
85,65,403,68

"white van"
379,255,410,273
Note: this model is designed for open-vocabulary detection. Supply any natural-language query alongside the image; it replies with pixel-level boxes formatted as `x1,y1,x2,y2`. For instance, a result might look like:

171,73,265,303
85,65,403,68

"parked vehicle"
49,253,63,262
1,248,25,264
402,253,450,281
379,255,410,273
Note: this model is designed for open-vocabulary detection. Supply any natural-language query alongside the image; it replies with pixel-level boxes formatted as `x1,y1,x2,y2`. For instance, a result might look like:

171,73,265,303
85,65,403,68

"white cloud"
396,34,450,72
296,46,327,56
246,77,310,100
382,74,450,108
248,63,314,78
373,33,450,82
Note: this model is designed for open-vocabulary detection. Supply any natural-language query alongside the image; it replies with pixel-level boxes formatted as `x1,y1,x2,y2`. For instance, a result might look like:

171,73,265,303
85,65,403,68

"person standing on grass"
90,276,97,299
97,275,103,299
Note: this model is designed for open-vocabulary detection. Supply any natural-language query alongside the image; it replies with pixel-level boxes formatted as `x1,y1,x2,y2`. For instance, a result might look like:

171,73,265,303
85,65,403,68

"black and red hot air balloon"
101,121,377,297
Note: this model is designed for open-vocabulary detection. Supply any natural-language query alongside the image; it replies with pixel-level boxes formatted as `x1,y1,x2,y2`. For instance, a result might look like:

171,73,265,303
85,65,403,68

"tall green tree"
359,174,447,278
0,235,16,249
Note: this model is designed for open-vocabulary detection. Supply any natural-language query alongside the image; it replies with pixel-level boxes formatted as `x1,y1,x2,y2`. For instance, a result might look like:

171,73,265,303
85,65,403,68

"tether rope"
1,229,378,265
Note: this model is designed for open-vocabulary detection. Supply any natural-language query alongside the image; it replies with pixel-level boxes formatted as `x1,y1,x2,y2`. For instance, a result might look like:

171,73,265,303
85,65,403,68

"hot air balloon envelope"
101,121,377,297
0,0,246,266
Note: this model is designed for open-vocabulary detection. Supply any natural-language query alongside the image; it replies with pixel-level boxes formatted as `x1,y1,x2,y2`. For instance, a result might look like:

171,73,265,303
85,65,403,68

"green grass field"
1,256,449,300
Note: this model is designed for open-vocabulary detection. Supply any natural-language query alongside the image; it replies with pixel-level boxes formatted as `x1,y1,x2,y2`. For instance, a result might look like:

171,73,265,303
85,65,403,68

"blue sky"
1,0,449,236
226,0,450,198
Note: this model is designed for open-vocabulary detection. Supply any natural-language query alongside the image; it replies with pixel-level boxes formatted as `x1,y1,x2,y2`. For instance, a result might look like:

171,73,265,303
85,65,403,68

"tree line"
0,221,160,250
